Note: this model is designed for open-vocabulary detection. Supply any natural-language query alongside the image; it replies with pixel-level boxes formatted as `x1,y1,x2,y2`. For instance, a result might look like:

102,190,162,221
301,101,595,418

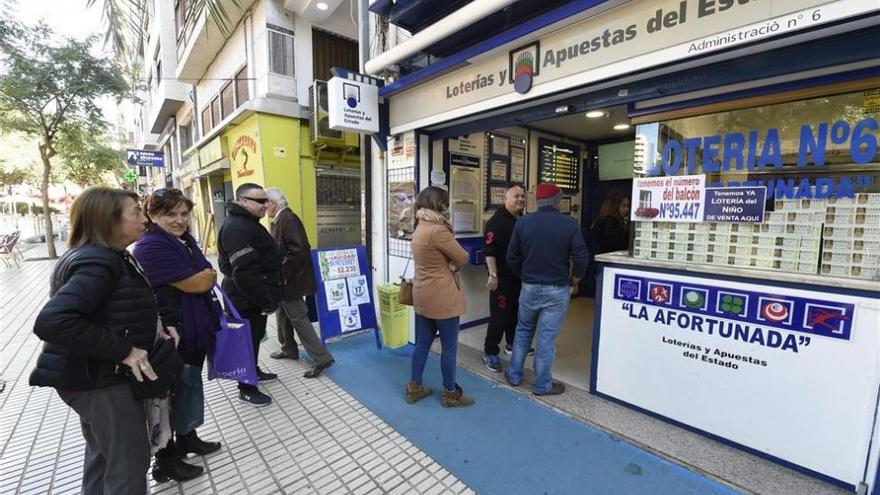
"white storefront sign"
389,0,879,133
595,266,880,486
328,77,379,133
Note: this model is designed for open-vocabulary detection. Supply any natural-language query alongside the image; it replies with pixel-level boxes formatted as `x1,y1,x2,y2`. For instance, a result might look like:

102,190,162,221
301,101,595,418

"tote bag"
207,285,258,386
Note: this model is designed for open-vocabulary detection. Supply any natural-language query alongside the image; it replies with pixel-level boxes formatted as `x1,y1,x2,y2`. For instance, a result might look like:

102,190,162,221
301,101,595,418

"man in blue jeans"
505,183,589,395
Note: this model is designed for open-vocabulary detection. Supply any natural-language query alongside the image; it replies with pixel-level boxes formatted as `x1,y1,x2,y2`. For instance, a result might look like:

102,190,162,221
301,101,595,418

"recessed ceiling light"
316,2,329,10
613,123,630,130
585,110,605,118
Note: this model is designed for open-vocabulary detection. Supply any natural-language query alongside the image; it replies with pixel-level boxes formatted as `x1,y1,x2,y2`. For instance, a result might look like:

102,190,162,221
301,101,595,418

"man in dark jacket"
265,188,335,378
482,185,526,373
505,183,589,396
217,183,282,406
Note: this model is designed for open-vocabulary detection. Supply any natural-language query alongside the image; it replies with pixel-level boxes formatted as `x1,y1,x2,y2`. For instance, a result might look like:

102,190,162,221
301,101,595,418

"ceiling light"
613,123,631,130
585,110,605,118
316,2,329,10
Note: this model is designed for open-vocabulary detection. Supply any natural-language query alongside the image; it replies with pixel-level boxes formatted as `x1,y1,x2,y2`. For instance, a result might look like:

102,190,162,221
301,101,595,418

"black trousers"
484,278,521,356
238,311,267,391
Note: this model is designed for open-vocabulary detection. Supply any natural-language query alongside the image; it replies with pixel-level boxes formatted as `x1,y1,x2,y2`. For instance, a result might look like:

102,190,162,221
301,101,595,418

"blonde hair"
68,187,140,248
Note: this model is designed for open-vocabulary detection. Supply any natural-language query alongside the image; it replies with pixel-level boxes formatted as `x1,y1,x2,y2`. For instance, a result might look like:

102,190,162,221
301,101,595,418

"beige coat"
412,221,469,319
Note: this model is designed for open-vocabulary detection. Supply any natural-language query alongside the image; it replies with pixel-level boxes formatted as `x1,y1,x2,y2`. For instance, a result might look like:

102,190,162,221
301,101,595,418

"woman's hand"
121,347,157,382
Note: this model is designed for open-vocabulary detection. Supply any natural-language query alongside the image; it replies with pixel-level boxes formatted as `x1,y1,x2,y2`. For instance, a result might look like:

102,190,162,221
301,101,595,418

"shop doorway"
447,104,635,391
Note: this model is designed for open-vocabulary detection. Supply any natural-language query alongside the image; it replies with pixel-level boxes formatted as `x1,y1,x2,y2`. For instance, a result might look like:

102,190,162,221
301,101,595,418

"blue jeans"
506,283,571,394
412,314,460,392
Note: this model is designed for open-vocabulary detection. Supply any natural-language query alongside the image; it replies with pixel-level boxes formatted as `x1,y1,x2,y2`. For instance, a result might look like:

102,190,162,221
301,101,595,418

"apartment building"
135,0,362,249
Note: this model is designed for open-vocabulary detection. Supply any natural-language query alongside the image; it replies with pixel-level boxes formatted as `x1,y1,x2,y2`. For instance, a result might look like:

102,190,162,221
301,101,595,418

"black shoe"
238,388,272,407
176,431,221,458
303,359,335,378
270,351,299,360
257,369,278,382
152,445,204,483
504,344,535,356
533,381,566,396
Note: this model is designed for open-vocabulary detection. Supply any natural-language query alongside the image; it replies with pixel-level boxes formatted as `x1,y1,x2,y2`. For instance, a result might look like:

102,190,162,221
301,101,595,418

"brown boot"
441,384,475,408
406,381,432,404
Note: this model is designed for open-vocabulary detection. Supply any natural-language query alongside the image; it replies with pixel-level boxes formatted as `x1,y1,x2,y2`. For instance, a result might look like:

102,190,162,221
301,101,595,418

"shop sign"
126,149,164,168
230,135,257,179
632,174,705,222
389,0,878,132
328,77,379,134
198,136,224,168
646,117,878,200
596,266,880,486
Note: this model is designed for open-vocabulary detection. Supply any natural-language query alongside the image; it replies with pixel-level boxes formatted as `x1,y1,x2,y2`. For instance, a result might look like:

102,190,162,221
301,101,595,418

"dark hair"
236,182,263,199
68,187,140,248
414,186,448,213
145,188,194,222
598,190,629,222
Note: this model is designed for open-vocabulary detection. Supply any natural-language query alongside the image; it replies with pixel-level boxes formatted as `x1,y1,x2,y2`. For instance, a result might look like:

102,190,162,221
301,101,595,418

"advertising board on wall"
594,265,880,487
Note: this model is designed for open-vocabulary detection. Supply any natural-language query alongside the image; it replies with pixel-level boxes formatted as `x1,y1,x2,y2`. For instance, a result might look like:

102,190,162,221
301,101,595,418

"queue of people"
29,183,337,493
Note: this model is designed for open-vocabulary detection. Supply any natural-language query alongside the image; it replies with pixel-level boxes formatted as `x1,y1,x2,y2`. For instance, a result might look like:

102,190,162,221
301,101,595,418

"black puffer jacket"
29,245,159,390
217,203,282,315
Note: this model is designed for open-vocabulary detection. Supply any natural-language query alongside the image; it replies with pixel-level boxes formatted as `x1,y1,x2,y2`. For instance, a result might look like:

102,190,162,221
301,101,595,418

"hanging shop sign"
388,0,878,132
126,149,164,168
328,76,379,134
594,266,880,487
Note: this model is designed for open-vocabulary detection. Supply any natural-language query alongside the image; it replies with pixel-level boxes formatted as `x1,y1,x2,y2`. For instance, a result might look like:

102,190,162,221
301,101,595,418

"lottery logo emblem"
648,283,671,304
761,301,790,323
717,293,747,317
616,278,641,300
509,42,540,95
683,290,705,309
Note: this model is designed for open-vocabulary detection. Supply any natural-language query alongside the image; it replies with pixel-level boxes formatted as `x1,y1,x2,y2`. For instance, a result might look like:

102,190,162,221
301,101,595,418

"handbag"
207,285,258,386
126,337,184,400
397,258,413,306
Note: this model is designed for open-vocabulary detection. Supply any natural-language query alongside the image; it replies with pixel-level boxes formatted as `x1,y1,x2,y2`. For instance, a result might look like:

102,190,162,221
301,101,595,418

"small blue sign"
703,186,766,223
126,149,165,168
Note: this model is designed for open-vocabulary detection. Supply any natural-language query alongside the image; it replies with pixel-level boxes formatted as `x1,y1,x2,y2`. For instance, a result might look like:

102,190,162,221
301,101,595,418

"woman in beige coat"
406,187,475,407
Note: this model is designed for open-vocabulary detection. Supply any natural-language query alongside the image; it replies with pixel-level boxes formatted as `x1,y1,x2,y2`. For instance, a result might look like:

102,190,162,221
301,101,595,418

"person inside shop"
30,187,163,494
133,188,223,483
217,183,282,407
482,184,528,373
406,186,475,407
264,188,336,378
590,190,630,254
506,182,589,396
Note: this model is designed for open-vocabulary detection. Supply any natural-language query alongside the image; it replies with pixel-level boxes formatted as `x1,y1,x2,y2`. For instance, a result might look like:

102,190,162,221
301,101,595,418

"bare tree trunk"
40,151,57,259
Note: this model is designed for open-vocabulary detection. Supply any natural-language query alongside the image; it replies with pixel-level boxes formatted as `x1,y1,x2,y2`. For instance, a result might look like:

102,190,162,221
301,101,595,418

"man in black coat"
217,183,282,407
265,188,335,378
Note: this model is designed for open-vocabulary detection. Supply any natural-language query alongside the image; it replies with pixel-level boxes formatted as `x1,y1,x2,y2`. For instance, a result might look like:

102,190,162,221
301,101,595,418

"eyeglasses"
241,196,269,204
154,188,183,197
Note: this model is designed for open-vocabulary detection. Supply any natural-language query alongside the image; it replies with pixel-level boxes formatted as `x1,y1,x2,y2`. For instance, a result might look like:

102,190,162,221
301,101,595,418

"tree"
89,0,240,62
57,129,126,188
0,19,128,258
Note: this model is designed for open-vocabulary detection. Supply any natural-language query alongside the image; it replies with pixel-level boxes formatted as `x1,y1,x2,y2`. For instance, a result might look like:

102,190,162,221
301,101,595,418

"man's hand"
486,275,498,291
121,347,157,382
164,326,180,348
569,276,581,287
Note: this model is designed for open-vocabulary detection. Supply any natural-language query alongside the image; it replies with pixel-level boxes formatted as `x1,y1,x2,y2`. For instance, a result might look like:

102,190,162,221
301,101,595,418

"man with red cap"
505,183,589,395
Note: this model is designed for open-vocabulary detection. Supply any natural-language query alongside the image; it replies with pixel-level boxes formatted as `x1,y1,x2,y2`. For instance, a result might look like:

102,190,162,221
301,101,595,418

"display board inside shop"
537,138,580,193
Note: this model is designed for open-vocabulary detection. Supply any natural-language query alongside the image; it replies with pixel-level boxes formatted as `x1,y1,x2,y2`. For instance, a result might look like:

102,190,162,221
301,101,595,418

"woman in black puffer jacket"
29,187,163,495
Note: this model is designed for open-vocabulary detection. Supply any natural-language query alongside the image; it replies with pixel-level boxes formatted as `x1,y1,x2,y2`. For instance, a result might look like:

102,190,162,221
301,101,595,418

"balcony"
175,0,258,81
147,79,190,133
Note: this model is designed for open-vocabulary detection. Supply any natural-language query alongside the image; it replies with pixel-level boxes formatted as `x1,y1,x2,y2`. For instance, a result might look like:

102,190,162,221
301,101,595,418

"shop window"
220,81,234,119
632,87,880,280
179,122,193,152
235,66,249,108
210,96,221,128
268,30,295,77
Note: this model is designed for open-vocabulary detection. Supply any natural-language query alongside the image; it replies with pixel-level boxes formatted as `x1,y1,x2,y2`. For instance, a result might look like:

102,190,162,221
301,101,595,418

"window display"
632,88,879,280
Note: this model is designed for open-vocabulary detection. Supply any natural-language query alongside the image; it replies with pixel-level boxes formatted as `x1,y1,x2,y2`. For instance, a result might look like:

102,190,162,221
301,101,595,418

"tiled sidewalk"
0,253,472,495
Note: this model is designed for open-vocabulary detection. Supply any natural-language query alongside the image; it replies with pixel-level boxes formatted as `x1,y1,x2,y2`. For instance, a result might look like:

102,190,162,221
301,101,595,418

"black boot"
176,430,222,458
152,441,204,483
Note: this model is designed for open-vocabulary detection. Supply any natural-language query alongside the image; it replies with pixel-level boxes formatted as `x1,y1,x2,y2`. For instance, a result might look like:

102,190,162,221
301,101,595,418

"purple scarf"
133,226,219,359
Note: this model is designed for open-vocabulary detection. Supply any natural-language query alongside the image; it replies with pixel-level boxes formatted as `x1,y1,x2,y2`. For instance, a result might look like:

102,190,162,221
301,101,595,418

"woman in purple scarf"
133,188,222,483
